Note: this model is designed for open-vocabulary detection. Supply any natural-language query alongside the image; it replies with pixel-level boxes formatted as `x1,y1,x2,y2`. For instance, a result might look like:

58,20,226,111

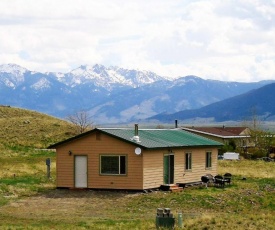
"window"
185,152,192,170
100,155,126,175
206,151,212,168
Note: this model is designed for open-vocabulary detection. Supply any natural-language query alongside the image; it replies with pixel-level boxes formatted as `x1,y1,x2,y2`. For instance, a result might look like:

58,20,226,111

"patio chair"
223,173,232,185
214,175,225,187
204,174,215,187
201,175,210,188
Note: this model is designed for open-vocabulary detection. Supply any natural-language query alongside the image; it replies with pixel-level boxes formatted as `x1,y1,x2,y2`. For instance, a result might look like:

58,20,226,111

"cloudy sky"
0,0,274,82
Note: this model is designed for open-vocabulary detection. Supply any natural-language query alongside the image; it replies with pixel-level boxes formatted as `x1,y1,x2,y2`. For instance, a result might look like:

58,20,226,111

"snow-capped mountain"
47,64,165,90
0,63,274,124
0,63,167,117
0,63,28,76
0,64,29,89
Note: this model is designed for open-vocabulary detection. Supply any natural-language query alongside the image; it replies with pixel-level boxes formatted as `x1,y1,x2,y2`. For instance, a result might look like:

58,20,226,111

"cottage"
48,125,222,190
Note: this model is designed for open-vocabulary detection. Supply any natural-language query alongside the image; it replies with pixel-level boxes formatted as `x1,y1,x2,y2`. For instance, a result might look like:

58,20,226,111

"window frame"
206,151,212,169
100,155,127,176
185,152,192,171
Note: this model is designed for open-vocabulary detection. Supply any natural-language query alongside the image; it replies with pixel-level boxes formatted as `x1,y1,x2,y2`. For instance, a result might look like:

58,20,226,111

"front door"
163,154,174,184
75,155,88,188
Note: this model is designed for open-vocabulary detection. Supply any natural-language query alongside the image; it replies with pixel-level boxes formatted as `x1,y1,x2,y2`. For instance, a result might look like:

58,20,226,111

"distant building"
181,126,253,153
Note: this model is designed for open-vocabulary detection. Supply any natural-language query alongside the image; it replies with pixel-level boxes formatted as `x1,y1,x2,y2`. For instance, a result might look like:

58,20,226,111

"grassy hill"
0,106,74,149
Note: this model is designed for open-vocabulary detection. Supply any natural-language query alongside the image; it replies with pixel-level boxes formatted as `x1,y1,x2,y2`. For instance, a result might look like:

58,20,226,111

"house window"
185,152,192,170
206,151,212,168
100,155,126,175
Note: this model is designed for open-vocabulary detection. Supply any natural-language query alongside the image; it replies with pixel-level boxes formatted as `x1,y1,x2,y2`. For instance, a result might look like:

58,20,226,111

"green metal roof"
99,128,223,149
48,128,223,149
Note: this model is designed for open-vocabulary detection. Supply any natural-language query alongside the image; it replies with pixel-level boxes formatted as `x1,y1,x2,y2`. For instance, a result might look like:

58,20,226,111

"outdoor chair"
223,173,232,185
205,174,214,183
204,174,215,187
214,175,225,188
201,175,210,187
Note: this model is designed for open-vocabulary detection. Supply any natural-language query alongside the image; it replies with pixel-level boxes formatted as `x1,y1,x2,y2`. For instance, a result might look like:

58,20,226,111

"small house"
48,125,222,190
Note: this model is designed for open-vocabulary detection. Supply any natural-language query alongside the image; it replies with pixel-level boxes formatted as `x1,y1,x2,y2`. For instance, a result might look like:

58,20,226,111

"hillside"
149,83,275,123
0,106,74,148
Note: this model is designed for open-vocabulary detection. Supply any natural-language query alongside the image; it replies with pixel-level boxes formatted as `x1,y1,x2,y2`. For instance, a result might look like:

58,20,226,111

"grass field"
0,107,274,229
0,149,274,229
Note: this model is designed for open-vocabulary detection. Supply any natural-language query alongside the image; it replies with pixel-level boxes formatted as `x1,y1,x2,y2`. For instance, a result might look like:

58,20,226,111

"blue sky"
0,0,274,82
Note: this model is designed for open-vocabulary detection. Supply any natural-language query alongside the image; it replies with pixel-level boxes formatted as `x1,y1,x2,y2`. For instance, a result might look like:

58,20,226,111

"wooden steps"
160,184,183,192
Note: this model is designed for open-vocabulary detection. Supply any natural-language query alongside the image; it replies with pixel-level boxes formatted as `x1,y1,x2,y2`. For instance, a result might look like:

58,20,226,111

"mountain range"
150,83,275,123
0,63,274,124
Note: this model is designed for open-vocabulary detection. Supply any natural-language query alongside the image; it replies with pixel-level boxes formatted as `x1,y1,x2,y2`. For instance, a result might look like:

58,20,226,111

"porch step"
160,184,183,192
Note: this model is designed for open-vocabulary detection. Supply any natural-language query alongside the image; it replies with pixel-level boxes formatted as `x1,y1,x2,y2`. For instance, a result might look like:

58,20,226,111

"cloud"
0,0,274,82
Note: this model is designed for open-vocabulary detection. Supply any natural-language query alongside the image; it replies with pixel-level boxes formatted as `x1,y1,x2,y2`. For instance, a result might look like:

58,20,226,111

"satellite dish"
135,147,142,155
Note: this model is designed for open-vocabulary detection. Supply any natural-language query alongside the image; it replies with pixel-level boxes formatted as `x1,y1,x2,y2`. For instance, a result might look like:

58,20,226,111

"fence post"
178,212,183,228
46,158,51,179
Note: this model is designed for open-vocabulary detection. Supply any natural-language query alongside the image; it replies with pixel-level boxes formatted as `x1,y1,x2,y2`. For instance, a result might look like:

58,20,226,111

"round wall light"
135,147,142,155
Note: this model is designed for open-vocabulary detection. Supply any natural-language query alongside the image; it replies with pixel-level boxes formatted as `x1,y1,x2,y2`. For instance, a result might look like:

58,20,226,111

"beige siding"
174,150,184,182
143,149,165,189
175,148,218,183
143,148,218,188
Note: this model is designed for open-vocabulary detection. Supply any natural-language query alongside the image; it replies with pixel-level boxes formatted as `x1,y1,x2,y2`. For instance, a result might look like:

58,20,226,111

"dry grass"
0,155,56,179
0,157,274,229
218,159,275,178
0,106,74,148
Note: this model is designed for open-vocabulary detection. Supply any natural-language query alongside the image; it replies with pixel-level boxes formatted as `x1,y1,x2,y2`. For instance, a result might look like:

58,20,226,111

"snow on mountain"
1,63,166,90
63,64,166,89
0,63,29,88
66,64,128,88
45,72,65,81
30,78,51,91
0,63,28,75
113,66,165,86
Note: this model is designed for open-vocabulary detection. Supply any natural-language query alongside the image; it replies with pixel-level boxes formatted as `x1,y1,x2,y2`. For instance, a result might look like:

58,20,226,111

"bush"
247,147,267,159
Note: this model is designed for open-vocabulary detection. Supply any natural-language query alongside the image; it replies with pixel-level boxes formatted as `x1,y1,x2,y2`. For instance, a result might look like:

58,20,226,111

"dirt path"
0,189,145,222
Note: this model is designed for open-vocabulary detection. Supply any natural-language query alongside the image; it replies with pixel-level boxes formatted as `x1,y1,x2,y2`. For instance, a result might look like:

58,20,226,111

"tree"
220,139,237,154
249,129,275,158
67,111,94,134
242,108,275,158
